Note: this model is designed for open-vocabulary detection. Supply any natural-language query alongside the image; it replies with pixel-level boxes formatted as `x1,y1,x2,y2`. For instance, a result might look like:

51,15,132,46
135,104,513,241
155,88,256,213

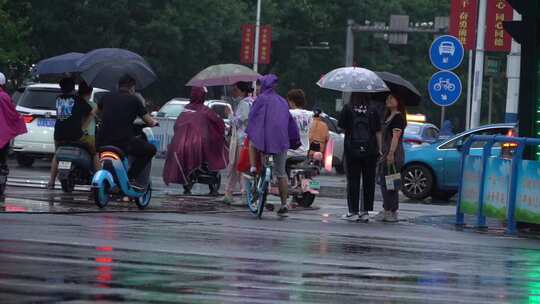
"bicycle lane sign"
428,70,462,107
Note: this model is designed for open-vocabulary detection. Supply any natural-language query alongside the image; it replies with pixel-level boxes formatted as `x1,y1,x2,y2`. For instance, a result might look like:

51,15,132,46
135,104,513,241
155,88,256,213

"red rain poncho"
0,87,26,148
162,87,228,185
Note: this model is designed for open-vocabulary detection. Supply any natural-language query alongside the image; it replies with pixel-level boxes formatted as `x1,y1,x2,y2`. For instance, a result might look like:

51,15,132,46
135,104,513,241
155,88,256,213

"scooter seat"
98,146,127,160
286,156,308,167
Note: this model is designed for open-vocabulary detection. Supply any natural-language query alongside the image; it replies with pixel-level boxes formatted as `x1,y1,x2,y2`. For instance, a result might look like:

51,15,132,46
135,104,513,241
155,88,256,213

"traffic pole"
343,19,355,104
253,0,261,74
471,0,488,128
505,10,522,123
466,50,474,130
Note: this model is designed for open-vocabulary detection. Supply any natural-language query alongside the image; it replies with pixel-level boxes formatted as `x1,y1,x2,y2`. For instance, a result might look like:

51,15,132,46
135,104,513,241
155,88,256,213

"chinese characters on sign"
450,0,513,52
515,161,540,224
450,0,478,50
485,0,513,52
482,158,511,219
240,24,255,64
258,25,272,65
460,156,482,215
240,24,272,65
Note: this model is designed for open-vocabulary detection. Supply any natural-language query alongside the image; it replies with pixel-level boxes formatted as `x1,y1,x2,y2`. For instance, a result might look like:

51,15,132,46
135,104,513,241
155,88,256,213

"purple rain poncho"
246,74,300,154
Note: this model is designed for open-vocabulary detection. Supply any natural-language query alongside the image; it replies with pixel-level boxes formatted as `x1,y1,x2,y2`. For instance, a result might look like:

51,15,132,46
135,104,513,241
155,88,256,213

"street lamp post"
253,0,262,74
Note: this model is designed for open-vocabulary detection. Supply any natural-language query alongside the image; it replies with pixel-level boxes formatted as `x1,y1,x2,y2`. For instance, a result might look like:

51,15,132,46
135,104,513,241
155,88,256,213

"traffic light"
503,1,540,157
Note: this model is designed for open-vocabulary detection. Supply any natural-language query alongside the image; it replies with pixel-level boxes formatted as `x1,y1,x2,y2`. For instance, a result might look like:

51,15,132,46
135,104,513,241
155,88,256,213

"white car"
153,98,233,119
12,83,107,167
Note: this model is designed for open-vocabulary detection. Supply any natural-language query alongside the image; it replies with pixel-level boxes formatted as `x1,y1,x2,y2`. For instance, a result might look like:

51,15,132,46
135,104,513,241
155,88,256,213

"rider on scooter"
95,75,157,190
162,86,228,191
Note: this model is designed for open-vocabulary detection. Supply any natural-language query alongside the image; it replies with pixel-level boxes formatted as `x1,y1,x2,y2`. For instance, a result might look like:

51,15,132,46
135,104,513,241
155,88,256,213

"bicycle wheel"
256,176,269,219
246,175,259,214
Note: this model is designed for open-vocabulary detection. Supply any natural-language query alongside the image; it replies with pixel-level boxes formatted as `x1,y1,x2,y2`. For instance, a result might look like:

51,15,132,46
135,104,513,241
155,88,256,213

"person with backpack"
338,93,382,222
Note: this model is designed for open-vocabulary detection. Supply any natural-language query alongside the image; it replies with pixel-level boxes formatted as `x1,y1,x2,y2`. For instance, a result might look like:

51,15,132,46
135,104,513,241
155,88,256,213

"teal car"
402,123,515,201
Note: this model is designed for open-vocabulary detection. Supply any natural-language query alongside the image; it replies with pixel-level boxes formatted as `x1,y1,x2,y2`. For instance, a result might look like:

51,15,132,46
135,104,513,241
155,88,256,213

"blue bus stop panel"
429,35,464,71
428,70,462,107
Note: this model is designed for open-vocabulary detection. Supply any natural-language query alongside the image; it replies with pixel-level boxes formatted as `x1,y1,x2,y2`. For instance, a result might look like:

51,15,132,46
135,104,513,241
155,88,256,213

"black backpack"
347,108,377,158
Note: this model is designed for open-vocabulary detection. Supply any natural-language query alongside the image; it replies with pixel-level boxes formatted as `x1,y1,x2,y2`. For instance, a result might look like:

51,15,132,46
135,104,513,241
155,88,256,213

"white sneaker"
358,212,370,223
374,211,388,221
383,211,399,223
341,213,359,222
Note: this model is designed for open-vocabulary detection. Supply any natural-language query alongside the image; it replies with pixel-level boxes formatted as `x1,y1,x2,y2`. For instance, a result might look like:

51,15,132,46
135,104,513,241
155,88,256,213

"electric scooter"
183,164,221,196
55,143,94,193
91,124,155,209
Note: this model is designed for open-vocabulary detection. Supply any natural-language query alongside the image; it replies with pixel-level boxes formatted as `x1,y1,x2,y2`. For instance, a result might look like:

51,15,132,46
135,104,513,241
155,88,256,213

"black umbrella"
32,52,85,77
375,72,421,106
81,60,157,91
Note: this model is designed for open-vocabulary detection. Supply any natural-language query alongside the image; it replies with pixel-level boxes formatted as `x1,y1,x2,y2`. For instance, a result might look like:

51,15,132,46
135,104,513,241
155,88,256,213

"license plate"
37,118,56,127
0,175,6,184
309,181,321,190
58,161,72,170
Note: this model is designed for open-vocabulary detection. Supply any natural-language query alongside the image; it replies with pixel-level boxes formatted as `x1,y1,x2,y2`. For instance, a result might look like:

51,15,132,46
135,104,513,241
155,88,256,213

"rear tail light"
22,114,35,124
503,129,518,148
100,152,120,160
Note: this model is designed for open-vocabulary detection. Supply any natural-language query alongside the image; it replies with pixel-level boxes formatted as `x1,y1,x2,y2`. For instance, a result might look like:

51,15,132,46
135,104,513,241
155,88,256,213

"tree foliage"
0,0,507,129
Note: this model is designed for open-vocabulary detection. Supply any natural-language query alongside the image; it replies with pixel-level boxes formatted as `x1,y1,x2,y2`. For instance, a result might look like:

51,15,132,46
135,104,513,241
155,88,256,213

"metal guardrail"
153,117,176,157
456,135,540,234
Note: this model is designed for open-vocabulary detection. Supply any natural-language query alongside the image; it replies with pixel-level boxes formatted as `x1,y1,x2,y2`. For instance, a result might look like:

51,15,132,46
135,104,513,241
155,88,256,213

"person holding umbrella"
374,94,407,222
223,82,254,205
317,67,389,222
338,93,383,222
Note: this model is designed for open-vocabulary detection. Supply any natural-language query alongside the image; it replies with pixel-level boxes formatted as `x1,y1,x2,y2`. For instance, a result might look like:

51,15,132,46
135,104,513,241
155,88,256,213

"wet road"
4,160,540,303
1,187,540,303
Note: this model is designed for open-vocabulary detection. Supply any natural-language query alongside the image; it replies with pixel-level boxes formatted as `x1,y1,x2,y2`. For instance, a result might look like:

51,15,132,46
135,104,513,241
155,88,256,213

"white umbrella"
317,67,389,93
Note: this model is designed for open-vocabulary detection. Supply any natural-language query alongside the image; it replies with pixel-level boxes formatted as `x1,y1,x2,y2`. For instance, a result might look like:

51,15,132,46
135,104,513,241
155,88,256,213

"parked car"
153,98,233,134
12,83,107,167
403,122,440,145
402,123,516,201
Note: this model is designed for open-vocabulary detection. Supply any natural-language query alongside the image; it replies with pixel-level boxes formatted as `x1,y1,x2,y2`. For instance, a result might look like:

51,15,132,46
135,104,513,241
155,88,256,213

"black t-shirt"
387,113,407,132
54,94,92,142
97,92,147,149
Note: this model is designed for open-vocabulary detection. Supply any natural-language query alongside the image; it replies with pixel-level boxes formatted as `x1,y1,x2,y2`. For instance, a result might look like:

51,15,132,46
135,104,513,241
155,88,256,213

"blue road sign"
429,35,464,71
428,70,462,107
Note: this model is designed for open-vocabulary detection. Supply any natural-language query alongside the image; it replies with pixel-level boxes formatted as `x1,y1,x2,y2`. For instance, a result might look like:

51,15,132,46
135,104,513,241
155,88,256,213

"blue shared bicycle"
245,155,274,219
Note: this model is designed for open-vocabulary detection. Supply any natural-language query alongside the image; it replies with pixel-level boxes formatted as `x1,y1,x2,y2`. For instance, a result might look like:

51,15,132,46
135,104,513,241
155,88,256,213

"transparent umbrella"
317,67,389,93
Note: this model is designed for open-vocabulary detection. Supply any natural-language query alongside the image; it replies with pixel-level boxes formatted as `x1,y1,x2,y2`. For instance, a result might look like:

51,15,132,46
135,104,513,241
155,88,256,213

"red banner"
240,24,255,64
485,0,513,52
449,0,478,50
258,25,272,65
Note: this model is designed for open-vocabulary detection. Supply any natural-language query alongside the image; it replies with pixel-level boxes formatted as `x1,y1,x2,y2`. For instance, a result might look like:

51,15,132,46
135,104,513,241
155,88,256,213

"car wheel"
401,164,433,200
16,154,34,168
431,190,457,202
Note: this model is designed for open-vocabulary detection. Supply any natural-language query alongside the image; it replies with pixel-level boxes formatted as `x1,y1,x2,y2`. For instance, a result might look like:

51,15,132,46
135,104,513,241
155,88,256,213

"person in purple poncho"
246,74,301,216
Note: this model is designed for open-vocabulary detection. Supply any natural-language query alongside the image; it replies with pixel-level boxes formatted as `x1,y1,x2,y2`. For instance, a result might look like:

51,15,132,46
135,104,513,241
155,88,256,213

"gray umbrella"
81,60,157,91
317,67,389,93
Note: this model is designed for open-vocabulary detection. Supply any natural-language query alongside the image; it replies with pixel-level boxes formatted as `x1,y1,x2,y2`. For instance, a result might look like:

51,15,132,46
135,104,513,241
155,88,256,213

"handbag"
236,138,261,173
385,163,402,191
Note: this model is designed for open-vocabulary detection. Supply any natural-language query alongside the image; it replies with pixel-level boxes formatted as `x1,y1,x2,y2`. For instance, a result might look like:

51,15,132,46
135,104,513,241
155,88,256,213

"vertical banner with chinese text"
485,0,513,52
258,25,272,65
450,0,478,50
240,24,255,64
